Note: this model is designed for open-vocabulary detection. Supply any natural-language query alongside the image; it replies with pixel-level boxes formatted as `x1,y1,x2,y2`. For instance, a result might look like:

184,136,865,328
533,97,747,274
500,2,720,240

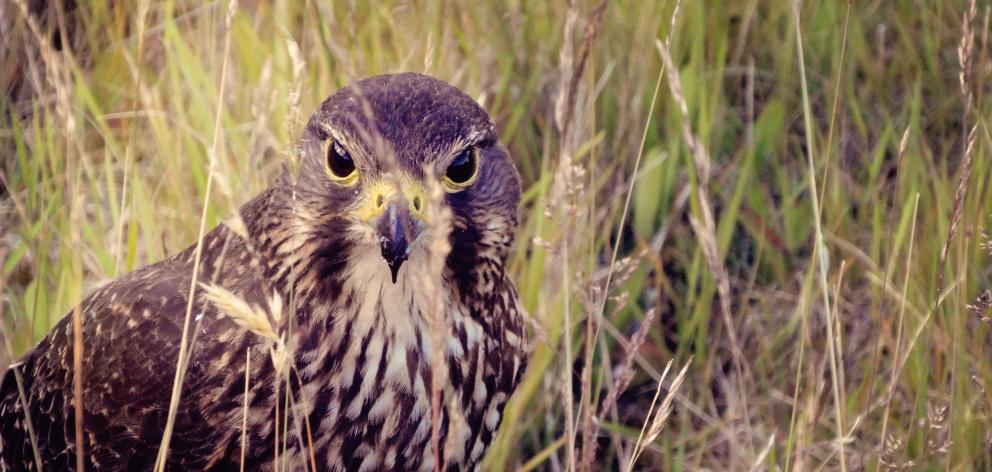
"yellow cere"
350,177,428,222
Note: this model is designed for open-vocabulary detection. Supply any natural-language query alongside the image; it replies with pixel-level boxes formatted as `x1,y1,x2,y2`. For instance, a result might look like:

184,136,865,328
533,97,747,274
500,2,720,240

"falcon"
0,73,527,471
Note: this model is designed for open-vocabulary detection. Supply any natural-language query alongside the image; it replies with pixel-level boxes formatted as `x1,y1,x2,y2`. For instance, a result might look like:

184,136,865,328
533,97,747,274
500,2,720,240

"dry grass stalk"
519,307,550,346
624,357,691,472
415,174,454,472
274,360,281,469
887,270,967,424
625,358,670,470
596,307,657,420
958,0,977,108
750,433,776,472
938,0,978,300
549,2,605,469
599,0,682,304
863,125,911,469
579,2,682,467
938,4,978,466
830,259,850,435
554,0,607,149
154,1,240,469
791,1,850,468
654,42,732,334
821,1,854,169
937,124,978,296
21,2,86,470
240,347,250,472
9,366,42,471
200,283,285,353
877,193,920,467
879,434,916,470
970,374,992,450
70,278,84,472
656,36,753,458
200,280,298,469
542,143,585,472
292,367,319,472
11,0,83,468
0,268,42,471
544,6,615,459
971,289,992,323
223,214,251,242
560,290,575,472
577,282,593,472
924,402,950,457
285,36,306,174
113,0,152,276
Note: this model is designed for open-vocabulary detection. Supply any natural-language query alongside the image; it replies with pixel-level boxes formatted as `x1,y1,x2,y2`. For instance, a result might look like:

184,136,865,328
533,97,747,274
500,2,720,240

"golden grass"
153,1,239,468
791,0,847,468
2,0,992,470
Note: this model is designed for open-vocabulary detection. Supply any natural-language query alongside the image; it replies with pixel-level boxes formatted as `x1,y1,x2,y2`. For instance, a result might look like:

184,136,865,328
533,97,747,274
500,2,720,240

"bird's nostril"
413,197,422,212
376,194,385,208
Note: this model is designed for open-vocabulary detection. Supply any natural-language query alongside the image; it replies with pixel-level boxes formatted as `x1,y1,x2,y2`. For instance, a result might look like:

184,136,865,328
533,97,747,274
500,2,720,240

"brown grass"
154,1,240,468
4,0,992,469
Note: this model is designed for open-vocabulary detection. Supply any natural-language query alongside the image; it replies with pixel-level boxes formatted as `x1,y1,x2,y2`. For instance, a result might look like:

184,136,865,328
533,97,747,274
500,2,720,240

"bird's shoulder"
0,252,217,469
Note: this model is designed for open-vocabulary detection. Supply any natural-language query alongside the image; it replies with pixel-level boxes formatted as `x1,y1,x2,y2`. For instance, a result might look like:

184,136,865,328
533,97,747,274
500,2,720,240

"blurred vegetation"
2,0,991,470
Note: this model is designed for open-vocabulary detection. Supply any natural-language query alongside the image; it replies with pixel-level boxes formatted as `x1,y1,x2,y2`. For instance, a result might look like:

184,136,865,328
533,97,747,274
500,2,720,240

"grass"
2,0,992,469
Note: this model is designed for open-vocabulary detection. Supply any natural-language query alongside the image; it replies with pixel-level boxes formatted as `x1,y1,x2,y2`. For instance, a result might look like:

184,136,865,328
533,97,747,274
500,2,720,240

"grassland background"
2,0,992,470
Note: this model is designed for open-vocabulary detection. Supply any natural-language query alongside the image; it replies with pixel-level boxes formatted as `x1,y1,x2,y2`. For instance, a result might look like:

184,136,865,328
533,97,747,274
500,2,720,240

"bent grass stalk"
792,1,847,469
878,193,920,467
154,0,239,469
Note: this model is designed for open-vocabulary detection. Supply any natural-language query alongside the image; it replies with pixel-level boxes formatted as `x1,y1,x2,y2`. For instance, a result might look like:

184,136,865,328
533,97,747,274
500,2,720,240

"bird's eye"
443,148,479,190
326,140,358,184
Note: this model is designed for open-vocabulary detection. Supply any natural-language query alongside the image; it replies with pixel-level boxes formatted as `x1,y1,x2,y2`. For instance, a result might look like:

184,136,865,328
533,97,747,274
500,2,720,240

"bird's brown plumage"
0,73,527,471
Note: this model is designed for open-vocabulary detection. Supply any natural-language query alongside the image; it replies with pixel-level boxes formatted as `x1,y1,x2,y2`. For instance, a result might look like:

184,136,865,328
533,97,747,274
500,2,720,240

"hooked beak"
376,198,415,283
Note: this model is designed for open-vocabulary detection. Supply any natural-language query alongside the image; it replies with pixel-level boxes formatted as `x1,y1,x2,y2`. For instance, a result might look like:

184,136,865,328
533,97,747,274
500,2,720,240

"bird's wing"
0,258,227,471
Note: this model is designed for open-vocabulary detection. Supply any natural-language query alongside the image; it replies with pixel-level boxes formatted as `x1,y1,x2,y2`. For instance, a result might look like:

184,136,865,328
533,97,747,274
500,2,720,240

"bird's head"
292,73,521,285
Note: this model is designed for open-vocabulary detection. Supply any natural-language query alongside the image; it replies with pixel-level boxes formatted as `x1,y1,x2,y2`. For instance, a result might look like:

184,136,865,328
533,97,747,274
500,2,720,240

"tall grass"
2,0,991,469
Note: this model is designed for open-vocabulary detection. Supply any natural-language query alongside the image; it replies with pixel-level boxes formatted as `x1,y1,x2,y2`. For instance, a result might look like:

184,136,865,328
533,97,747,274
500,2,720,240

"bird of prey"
0,73,527,471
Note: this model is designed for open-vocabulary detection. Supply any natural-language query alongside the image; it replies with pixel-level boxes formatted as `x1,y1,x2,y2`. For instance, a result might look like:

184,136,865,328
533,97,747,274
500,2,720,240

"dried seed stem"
154,1,239,469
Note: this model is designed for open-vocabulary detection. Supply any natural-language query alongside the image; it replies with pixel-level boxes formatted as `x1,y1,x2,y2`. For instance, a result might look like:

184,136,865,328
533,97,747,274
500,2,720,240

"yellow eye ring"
325,140,359,186
442,147,480,191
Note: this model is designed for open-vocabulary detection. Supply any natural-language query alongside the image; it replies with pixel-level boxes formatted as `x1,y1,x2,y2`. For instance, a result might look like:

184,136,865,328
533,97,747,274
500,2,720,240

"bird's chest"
287,279,508,471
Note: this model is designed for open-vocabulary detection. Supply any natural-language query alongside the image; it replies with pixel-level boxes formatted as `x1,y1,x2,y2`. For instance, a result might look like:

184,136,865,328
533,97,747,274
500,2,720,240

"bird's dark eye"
444,148,479,189
326,140,357,182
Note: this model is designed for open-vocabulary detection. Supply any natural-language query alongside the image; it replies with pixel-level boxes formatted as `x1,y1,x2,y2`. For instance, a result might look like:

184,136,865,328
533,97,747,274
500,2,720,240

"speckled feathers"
0,73,526,471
